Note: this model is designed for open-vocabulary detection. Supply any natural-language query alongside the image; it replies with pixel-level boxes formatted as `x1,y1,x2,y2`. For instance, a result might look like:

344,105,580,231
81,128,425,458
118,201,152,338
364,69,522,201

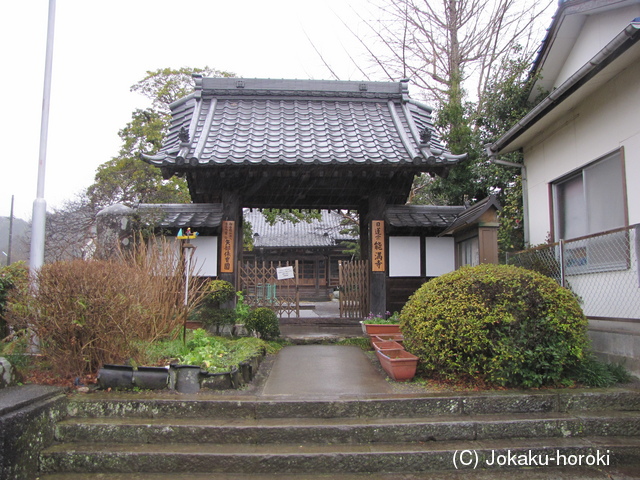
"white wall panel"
425,237,455,276
389,237,421,277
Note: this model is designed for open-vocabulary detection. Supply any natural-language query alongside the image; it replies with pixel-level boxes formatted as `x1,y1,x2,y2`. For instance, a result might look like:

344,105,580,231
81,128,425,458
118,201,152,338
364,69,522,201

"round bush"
244,307,280,340
207,280,236,305
400,264,589,387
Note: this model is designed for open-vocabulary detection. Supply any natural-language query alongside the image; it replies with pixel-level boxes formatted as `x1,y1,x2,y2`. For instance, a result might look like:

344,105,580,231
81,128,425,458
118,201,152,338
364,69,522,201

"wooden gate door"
338,260,370,318
238,260,300,318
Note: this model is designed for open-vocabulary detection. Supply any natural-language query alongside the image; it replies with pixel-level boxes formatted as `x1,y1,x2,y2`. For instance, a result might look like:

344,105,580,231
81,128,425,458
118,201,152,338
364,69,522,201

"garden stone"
0,357,15,388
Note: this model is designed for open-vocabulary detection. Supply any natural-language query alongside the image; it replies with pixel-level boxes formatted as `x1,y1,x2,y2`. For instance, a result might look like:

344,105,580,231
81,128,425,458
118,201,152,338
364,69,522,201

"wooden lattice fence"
338,260,369,318
238,260,300,318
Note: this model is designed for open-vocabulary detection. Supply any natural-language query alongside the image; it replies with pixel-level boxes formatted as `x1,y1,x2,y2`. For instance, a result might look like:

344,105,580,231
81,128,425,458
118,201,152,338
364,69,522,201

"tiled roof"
136,203,223,228
386,205,466,228
440,195,501,235
142,77,465,169
245,209,354,248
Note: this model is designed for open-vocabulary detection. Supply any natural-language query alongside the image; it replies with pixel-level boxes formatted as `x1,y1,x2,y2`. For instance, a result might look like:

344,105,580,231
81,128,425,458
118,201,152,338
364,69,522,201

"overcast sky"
0,1,554,222
0,0,382,220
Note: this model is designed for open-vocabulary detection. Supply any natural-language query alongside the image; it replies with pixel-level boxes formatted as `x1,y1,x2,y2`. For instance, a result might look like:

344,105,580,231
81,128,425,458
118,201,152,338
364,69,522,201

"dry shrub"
6,237,208,377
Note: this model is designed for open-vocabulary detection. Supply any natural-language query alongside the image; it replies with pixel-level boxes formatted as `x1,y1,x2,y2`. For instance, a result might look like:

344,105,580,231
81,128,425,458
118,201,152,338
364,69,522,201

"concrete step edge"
66,389,640,419
40,437,640,475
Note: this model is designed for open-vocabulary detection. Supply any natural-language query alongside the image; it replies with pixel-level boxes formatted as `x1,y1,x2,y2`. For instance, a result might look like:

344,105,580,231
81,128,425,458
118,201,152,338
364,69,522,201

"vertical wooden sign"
221,221,235,273
371,220,385,272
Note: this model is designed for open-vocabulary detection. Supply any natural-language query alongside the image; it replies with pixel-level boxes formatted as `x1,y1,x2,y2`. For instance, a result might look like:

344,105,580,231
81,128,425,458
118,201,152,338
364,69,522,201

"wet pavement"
262,344,393,396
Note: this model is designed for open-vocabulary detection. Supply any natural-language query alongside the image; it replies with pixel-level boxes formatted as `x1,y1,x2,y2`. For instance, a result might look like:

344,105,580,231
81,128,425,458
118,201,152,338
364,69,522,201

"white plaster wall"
389,237,421,277
525,59,640,245
191,236,218,277
556,5,640,86
425,237,455,276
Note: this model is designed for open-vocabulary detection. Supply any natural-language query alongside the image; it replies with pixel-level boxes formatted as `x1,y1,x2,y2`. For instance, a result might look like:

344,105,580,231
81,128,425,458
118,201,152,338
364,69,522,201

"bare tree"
43,192,97,262
344,0,551,110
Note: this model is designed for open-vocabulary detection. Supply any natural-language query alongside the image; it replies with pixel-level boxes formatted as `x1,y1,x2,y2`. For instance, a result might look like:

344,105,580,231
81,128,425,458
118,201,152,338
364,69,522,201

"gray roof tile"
136,203,223,229
245,210,354,248
143,78,466,169
386,205,466,228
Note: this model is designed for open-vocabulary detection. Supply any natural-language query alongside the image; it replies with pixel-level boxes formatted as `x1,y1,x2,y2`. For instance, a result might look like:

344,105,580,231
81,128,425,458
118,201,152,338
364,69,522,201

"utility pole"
30,0,56,272
7,195,14,266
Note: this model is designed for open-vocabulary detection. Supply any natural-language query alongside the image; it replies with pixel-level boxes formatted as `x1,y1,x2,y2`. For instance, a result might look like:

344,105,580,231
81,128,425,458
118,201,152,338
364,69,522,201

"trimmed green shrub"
400,264,589,388
244,307,280,340
207,280,236,305
189,280,237,334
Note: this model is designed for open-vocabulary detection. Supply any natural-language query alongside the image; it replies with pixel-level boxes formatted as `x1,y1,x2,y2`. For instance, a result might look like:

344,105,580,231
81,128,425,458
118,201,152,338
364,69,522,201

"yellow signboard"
221,221,235,273
372,220,385,272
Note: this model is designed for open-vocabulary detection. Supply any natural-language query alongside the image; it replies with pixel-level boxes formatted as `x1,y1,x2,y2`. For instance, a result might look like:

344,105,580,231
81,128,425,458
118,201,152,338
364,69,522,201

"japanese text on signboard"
221,221,235,273
372,220,385,272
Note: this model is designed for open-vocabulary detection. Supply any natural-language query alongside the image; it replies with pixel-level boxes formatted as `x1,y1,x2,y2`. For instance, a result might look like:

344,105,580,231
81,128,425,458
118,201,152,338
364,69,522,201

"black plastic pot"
201,371,233,390
172,365,201,393
97,364,134,390
133,366,169,390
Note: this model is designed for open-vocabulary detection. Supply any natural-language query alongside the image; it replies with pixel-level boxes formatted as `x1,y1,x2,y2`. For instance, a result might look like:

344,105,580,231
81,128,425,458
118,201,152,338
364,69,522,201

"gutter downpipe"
485,149,530,247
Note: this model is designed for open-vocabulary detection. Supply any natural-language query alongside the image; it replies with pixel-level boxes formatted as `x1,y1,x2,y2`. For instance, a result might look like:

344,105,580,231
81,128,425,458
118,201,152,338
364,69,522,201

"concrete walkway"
262,345,392,396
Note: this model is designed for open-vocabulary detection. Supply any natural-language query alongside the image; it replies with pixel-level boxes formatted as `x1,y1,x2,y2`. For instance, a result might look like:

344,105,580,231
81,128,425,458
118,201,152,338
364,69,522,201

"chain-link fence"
507,224,640,320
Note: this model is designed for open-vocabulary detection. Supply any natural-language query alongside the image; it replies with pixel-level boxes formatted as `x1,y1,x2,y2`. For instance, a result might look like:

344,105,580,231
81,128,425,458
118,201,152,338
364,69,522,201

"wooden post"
220,191,242,306
368,194,387,317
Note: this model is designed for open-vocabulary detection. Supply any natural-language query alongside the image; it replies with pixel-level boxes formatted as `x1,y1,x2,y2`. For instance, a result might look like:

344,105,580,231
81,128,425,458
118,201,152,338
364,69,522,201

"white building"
489,0,640,375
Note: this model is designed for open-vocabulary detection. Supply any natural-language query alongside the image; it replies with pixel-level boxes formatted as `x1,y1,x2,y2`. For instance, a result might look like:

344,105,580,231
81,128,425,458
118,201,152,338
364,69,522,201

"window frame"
551,149,628,274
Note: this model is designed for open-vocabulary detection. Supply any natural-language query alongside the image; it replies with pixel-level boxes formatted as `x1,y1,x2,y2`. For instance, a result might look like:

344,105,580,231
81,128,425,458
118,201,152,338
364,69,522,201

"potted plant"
364,312,401,336
375,348,419,382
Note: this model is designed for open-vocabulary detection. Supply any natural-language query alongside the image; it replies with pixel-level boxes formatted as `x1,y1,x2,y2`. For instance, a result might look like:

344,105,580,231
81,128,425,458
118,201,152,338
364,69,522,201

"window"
552,150,627,272
554,151,625,240
457,236,479,267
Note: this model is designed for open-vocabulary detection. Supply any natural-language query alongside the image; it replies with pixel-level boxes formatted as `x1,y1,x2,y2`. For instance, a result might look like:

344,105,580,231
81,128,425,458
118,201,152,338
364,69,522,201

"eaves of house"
489,5,640,155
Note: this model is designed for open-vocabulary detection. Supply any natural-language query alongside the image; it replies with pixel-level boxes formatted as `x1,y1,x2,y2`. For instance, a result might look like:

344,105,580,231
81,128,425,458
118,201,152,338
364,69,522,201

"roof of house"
385,204,465,229
489,1,640,154
136,203,223,229
439,195,501,236
529,0,640,101
142,77,466,172
245,209,354,248
132,196,498,243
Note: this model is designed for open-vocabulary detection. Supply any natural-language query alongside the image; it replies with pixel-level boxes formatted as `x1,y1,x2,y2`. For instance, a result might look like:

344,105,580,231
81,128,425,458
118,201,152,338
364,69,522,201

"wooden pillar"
219,191,243,294
359,204,369,262
367,193,387,317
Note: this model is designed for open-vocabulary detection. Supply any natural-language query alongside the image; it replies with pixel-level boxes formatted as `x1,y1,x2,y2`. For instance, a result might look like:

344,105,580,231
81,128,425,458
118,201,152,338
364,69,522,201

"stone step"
55,411,640,445
40,436,640,475
65,388,640,419
31,468,640,480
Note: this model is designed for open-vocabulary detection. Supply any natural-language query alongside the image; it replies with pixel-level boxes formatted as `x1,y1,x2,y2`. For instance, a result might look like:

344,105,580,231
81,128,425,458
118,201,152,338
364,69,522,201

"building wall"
525,58,640,245
556,4,640,86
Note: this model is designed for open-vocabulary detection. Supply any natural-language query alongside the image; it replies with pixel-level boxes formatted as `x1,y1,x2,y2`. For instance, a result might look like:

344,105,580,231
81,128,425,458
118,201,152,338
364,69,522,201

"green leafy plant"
569,356,632,387
364,311,400,324
244,307,280,340
234,291,252,325
0,262,28,338
400,264,590,388
189,280,237,334
175,329,267,373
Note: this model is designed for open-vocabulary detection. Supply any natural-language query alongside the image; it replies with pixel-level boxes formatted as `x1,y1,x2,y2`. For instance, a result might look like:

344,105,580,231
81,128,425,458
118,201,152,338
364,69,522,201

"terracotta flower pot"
364,323,401,336
371,339,404,351
375,349,418,382
370,334,404,348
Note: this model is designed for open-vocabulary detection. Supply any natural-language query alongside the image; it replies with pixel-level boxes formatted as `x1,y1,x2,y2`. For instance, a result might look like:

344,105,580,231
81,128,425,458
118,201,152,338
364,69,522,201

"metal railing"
506,224,640,320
